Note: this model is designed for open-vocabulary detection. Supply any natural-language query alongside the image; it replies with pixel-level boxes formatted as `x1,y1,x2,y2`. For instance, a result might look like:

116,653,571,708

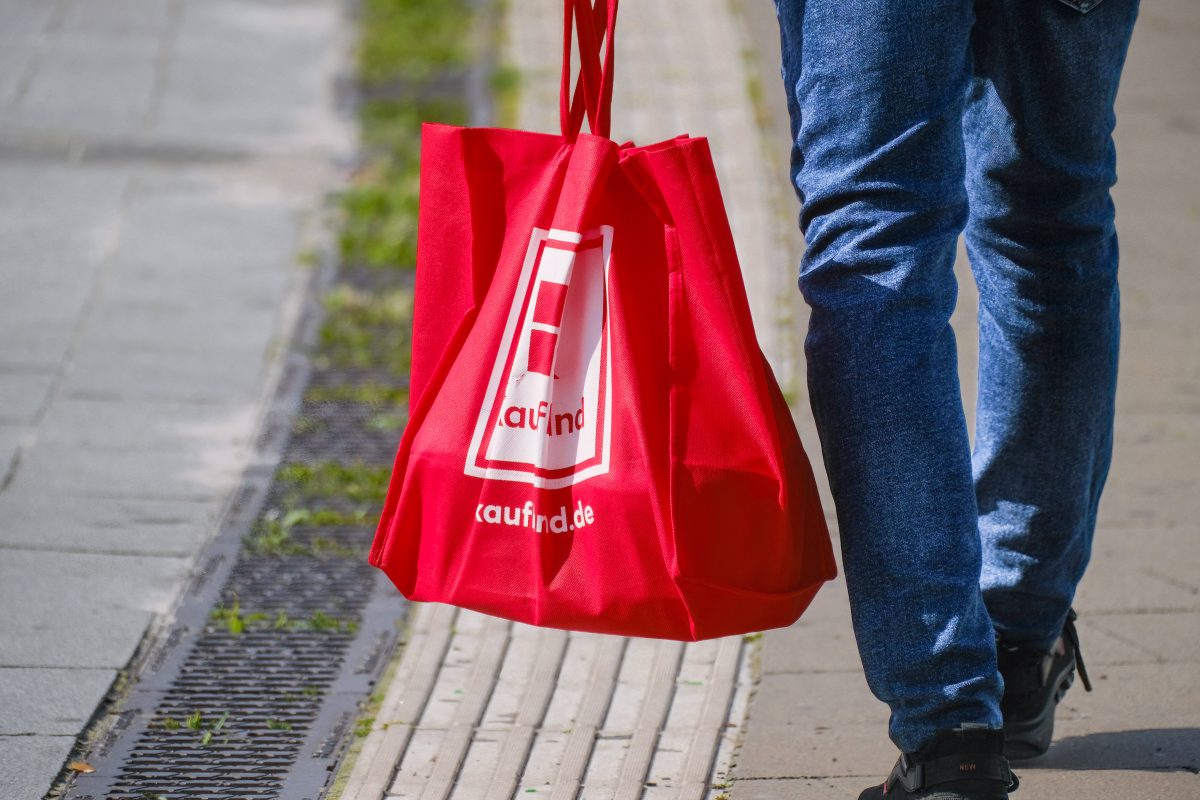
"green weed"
277,461,391,504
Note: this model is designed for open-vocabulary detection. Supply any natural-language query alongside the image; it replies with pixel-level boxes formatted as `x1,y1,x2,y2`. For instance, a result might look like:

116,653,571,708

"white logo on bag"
465,226,613,488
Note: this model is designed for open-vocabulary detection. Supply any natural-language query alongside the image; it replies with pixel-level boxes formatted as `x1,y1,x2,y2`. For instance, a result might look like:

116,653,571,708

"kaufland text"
497,398,585,436
475,500,597,533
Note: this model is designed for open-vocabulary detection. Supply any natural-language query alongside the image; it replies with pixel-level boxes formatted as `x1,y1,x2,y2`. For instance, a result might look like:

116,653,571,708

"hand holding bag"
369,0,836,641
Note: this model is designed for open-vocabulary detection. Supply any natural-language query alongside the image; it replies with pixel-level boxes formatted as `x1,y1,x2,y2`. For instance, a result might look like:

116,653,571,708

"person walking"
771,0,1140,796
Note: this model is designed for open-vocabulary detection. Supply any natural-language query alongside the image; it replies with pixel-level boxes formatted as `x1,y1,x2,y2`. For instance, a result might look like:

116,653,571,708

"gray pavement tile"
157,0,330,142
0,666,116,734
103,257,290,313
57,0,174,36
760,617,861,676
1076,529,1200,615
0,491,215,556
773,771,1200,800
0,0,55,37
84,286,280,355
0,734,76,800
117,183,300,269
0,369,55,425
35,396,256,453
1049,662,1200,738
0,422,24,481
0,41,37,106
731,777,859,800
0,163,129,265
1097,443,1200,530
1032,723,1200,774
994,770,1200,800
1084,613,1200,664
5,443,236,501
1069,616,1162,667
1113,412,1200,448
738,764,1200,800
0,548,188,668
61,345,264,405
748,673,886,729
733,720,894,781
82,299,279,359
0,327,73,373
13,38,158,133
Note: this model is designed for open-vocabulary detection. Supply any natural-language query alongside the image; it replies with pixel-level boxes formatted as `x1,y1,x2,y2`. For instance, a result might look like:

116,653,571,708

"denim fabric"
774,0,1139,752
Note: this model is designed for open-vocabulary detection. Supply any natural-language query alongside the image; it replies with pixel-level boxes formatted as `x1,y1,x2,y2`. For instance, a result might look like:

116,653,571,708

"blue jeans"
774,0,1139,752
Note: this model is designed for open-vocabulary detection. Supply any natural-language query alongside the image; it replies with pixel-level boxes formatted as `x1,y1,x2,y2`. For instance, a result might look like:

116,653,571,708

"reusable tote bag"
369,0,836,641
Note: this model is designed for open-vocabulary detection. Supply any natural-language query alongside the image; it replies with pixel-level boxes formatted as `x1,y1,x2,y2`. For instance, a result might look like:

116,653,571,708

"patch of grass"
343,0,472,273
491,63,521,129
354,716,375,738
366,411,407,434
304,382,409,409
278,461,391,505
317,285,413,373
245,508,313,556
293,415,326,435
338,165,421,269
210,597,270,634
308,610,360,635
267,719,294,731
358,0,472,86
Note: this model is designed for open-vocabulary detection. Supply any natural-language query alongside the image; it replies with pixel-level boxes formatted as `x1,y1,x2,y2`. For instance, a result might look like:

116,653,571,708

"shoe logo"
959,762,977,772
465,226,614,489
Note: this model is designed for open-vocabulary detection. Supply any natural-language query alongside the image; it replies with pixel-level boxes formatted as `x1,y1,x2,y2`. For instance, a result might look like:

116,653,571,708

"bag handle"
560,0,619,140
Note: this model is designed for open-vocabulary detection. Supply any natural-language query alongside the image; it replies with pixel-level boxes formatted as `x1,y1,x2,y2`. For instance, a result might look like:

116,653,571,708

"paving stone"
0,491,215,556
997,770,1200,800
759,617,862,676
61,345,265,405
0,369,55,425
0,162,129,272
733,719,894,780
1098,442,1200,531
56,0,174,36
1076,529,1200,615
154,0,346,149
0,41,37,106
0,734,76,800
14,38,159,133
35,396,256,454
1082,613,1200,664
749,673,886,730
82,295,281,359
0,667,117,734
1067,616,1161,667
731,777,860,800
6,443,237,501
0,0,55,38
0,423,23,485
0,548,189,668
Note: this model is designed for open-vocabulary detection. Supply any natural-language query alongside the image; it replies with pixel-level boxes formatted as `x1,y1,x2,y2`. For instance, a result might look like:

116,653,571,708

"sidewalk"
343,1,1199,800
0,1,351,798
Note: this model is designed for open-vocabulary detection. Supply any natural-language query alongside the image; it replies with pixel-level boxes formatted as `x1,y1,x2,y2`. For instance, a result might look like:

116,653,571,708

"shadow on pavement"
1017,728,1200,773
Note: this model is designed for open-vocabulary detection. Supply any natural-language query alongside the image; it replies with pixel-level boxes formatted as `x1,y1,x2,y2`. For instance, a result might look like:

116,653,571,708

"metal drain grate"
61,263,418,800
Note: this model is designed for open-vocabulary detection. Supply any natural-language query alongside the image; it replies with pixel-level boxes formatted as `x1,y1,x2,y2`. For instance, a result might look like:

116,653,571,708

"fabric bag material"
369,0,836,641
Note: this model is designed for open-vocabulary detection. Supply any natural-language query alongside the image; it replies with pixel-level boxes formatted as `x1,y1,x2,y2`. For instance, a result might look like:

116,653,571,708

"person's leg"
964,0,1141,652
774,0,1001,753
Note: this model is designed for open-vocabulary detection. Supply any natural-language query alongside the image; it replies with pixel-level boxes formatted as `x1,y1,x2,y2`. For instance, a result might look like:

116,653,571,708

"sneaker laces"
1063,608,1092,692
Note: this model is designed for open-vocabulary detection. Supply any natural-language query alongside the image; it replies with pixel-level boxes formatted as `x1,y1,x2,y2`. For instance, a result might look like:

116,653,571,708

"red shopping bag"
369,0,836,641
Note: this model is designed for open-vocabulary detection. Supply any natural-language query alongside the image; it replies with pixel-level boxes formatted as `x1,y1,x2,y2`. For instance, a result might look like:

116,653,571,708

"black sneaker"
997,607,1093,760
857,725,1019,800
